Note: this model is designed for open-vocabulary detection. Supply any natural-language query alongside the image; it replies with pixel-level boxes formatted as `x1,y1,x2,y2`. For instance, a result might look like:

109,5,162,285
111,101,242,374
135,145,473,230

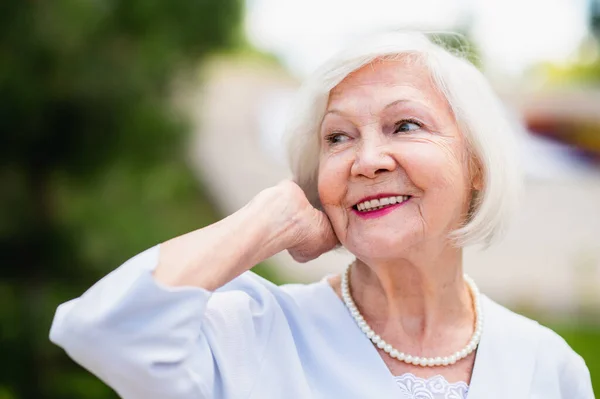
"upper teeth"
357,196,409,211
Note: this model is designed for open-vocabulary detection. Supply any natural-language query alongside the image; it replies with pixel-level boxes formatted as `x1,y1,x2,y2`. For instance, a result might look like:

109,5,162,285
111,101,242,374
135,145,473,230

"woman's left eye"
325,133,349,145
394,120,422,133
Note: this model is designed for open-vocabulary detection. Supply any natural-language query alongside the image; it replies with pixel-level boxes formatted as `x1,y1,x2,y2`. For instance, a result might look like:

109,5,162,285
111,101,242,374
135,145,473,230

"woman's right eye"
325,133,349,145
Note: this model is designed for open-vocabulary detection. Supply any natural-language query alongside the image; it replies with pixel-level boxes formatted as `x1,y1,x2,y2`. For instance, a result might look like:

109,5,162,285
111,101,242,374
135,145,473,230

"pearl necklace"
341,264,483,367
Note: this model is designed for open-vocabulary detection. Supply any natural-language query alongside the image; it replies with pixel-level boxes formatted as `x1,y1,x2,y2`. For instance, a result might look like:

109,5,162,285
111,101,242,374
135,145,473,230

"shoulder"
197,272,326,356
483,295,594,397
483,295,579,358
208,271,327,321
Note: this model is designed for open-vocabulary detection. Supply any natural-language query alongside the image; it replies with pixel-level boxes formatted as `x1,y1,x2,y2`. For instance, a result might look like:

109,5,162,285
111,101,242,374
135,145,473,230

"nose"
350,135,396,179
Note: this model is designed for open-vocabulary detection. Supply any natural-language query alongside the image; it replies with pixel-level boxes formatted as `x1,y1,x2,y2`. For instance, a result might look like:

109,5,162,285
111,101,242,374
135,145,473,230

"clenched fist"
251,180,339,263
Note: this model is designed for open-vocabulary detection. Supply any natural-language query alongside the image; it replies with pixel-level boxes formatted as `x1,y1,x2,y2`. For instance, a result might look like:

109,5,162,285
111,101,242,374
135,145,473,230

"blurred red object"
518,90,600,161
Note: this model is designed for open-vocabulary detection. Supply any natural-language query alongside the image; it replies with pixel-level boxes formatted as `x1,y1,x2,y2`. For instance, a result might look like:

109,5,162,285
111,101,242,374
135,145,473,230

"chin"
344,230,419,261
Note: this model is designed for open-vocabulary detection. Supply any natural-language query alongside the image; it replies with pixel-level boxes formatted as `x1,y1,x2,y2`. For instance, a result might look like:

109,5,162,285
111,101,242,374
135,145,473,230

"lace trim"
394,373,469,399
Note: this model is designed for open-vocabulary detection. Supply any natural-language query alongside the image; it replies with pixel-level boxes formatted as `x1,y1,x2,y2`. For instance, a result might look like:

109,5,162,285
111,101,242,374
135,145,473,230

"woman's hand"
154,180,338,290
252,180,339,263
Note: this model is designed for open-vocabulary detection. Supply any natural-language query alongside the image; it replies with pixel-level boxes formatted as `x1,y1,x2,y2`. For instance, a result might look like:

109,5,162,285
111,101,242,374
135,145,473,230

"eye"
394,119,422,133
325,132,349,145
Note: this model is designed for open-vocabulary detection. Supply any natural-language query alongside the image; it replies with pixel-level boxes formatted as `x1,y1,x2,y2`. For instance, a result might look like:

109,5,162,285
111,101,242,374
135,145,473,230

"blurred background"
1,0,599,397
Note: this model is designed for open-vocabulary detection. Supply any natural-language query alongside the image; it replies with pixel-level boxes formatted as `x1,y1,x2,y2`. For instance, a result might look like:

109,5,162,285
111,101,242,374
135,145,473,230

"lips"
353,194,412,212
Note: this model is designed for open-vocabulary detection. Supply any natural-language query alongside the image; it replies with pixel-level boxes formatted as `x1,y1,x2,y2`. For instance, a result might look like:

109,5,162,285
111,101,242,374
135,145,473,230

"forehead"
327,58,448,114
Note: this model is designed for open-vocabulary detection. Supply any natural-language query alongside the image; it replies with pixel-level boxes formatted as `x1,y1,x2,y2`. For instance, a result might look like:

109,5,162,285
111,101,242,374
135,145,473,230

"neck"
349,244,473,341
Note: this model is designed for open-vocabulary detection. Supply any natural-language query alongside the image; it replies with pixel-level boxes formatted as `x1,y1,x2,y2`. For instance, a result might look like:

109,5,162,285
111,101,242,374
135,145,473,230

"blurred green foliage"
0,0,242,398
428,31,481,68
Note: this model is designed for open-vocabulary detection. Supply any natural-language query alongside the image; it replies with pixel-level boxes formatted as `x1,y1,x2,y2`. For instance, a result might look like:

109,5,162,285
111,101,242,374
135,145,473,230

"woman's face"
318,58,475,261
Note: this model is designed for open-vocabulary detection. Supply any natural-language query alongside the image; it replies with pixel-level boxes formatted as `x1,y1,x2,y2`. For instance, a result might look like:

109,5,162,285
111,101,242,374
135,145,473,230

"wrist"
153,195,293,290
241,192,297,259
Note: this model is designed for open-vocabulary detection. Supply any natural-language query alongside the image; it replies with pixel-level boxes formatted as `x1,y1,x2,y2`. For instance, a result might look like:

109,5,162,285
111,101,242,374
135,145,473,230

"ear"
469,155,484,192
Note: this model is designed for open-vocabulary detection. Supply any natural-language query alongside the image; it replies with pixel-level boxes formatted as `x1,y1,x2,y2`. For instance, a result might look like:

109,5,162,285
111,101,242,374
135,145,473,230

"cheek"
399,139,471,225
400,139,468,193
317,154,351,206
318,155,352,239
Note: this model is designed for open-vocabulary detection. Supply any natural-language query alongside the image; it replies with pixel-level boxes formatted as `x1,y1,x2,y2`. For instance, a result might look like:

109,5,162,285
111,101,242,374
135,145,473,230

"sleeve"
49,245,275,399
559,350,595,399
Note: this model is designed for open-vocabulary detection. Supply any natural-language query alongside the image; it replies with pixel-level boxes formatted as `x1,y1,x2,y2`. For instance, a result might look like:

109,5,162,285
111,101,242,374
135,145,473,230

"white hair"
285,31,522,247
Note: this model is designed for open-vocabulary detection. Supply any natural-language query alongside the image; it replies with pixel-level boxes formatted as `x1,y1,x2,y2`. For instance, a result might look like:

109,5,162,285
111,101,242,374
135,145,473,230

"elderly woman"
50,32,594,398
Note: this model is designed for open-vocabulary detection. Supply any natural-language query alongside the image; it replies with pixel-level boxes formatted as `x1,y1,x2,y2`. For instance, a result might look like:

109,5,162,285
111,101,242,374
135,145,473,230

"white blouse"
50,245,595,398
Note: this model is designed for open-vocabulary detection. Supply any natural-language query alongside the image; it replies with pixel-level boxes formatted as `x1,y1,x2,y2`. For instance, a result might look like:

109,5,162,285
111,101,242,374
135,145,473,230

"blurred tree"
591,0,600,38
0,0,242,398
428,31,481,68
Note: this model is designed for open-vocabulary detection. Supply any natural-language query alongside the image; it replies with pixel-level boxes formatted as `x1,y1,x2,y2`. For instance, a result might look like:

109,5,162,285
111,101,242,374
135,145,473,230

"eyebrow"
324,99,411,117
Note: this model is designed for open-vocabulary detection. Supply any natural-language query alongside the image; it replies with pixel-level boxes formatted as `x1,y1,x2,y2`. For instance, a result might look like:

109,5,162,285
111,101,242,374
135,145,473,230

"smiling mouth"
353,195,411,212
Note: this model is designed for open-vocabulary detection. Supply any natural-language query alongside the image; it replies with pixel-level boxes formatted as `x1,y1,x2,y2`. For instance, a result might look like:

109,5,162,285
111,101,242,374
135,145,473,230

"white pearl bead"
405,355,413,363
459,349,467,358
426,358,435,367
366,331,374,339
390,349,399,358
377,340,385,349
412,357,421,365
449,355,457,365
434,357,442,366
419,358,428,367
384,344,392,353
441,357,449,366
397,352,406,361
372,335,380,343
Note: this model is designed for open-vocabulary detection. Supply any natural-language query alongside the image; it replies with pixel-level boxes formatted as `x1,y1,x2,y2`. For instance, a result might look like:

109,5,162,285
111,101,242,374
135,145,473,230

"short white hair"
285,31,522,247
